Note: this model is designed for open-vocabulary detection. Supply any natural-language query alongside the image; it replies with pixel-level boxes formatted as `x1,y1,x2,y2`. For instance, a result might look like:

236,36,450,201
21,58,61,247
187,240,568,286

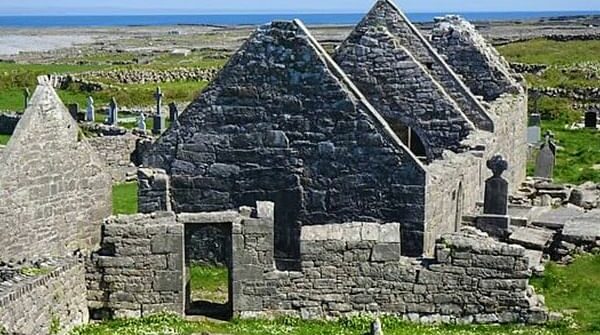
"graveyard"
0,2,600,335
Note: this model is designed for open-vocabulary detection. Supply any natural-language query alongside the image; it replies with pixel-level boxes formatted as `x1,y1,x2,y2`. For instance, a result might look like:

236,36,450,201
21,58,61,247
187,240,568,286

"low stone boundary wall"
530,86,600,102
86,212,184,319
0,260,88,335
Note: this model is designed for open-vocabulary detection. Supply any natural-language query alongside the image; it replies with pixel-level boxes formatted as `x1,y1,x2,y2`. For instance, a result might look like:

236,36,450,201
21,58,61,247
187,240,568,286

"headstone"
67,103,79,121
169,102,179,122
108,97,119,126
527,113,541,144
585,109,597,129
153,87,166,134
138,113,147,131
86,96,95,122
23,88,30,110
535,135,556,179
483,155,509,215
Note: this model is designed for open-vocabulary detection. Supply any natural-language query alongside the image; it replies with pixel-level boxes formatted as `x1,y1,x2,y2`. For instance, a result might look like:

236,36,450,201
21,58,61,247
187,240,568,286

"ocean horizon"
0,11,599,28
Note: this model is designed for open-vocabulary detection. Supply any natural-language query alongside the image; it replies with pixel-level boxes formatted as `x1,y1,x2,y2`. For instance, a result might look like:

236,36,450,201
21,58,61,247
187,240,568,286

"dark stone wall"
0,113,20,135
185,224,231,266
334,25,474,161
354,0,493,131
143,21,427,260
0,84,112,261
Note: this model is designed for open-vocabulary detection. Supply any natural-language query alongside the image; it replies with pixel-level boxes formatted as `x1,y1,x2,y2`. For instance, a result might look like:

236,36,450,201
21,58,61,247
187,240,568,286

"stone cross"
535,134,556,179
483,155,509,216
154,87,164,116
138,113,147,131
23,88,31,110
108,97,119,126
169,102,179,122
585,109,598,129
86,96,95,122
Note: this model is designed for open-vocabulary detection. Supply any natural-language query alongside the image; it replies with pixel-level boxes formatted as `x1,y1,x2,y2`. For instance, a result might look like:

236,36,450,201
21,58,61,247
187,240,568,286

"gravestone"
86,96,95,122
108,97,119,126
585,109,598,129
527,113,541,144
138,113,147,131
153,87,165,135
483,155,509,215
67,103,79,121
535,135,556,179
169,102,179,122
23,88,30,110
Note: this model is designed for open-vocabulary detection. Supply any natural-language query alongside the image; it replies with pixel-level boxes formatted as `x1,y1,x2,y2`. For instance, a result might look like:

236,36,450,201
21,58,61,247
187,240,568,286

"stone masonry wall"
0,260,88,335
334,25,474,161
86,212,184,318
236,223,549,324
86,133,139,183
0,84,112,261
353,0,493,131
431,15,521,102
0,113,20,135
143,20,427,260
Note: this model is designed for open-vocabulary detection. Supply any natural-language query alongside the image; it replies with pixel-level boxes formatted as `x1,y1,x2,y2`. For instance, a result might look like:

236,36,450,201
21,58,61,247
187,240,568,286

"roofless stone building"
142,0,528,264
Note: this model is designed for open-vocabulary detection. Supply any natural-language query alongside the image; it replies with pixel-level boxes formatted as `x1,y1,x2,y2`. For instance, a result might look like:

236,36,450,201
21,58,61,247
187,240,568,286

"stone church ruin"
5,0,596,333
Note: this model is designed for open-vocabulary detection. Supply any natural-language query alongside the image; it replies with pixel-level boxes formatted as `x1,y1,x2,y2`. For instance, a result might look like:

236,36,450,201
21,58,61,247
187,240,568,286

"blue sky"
1,0,598,15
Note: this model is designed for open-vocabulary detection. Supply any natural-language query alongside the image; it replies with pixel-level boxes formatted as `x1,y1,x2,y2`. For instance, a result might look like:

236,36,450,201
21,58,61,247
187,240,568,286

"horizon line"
1,9,600,17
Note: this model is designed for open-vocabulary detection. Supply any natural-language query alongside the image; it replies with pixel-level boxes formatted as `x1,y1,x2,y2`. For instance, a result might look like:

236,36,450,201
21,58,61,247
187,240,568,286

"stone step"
508,226,555,251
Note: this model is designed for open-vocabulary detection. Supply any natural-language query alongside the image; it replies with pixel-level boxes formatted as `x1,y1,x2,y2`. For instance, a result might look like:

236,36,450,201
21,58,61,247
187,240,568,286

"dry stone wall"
0,260,88,335
143,20,427,261
0,84,112,261
86,212,184,318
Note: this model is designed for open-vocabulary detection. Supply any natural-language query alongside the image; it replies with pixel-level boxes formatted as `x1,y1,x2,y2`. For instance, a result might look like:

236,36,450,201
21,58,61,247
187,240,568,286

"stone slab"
562,212,600,244
531,206,585,230
508,227,554,250
524,249,544,269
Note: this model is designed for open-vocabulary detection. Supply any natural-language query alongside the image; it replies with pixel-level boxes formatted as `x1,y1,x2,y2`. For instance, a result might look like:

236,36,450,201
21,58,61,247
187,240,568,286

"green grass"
71,256,600,335
112,182,138,215
189,264,228,303
498,39,600,65
542,120,600,184
0,134,10,145
531,254,600,333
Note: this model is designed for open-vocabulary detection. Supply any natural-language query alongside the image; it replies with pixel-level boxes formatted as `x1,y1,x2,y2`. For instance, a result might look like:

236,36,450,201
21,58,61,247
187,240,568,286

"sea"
0,12,599,28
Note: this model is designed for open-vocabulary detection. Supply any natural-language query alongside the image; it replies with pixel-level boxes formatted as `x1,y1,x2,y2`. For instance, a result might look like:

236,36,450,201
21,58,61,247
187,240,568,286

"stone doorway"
184,222,233,320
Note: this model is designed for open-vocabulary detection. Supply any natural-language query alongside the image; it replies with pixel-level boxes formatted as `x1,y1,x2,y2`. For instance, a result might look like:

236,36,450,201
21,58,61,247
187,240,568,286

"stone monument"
86,96,95,122
138,113,147,131
153,87,166,135
477,155,511,238
23,88,30,110
527,113,541,144
535,134,556,179
108,97,119,126
169,102,179,123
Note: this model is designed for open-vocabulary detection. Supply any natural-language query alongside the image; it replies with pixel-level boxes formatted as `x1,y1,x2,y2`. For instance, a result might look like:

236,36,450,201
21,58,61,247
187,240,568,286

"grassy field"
70,255,600,335
189,264,229,303
112,182,138,215
498,39,600,65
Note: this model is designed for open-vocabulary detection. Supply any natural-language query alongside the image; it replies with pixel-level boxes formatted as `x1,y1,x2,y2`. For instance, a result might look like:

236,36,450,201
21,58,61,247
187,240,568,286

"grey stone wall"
143,20,427,261
351,0,493,131
431,15,521,102
0,84,112,261
334,24,474,161
0,260,88,335
86,212,184,318
0,113,20,135
138,168,172,214
185,224,231,266
86,134,139,183
235,223,549,324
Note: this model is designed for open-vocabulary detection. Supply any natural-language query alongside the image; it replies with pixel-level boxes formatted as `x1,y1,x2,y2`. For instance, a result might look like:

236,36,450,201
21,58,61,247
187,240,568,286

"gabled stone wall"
0,83,112,261
143,20,427,260
334,25,474,161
